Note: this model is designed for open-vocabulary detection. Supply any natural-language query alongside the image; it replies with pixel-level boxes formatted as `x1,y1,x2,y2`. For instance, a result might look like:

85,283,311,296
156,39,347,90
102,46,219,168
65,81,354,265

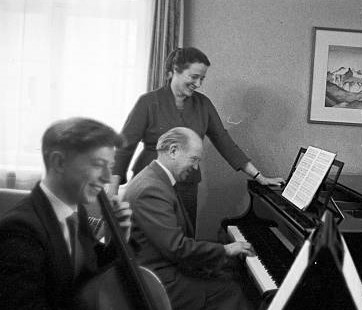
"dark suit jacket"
125,161,227,285
113,85,250,184
0,183,114,309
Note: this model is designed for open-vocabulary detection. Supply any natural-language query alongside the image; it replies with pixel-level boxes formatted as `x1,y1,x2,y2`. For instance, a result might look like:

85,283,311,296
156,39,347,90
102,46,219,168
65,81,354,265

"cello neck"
97,190,157,310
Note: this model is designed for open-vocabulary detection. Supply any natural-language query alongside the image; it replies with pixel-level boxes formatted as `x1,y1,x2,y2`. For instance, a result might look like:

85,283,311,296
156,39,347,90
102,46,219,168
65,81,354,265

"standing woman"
110,47,284,233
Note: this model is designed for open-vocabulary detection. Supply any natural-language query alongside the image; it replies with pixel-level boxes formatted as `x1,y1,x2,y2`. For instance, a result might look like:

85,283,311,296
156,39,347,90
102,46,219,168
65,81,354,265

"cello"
78,189,172,310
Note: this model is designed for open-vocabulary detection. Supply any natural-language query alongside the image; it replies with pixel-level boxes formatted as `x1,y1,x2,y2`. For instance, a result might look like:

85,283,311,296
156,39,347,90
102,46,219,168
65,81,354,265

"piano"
221,179,362,308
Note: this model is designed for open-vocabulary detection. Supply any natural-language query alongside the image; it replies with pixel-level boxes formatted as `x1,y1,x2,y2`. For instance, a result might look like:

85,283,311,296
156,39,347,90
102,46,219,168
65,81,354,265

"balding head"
156,127,202,154
156,127,203,182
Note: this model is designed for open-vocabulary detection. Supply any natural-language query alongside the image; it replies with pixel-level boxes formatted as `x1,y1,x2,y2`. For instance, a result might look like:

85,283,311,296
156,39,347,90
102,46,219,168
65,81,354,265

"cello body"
78,190,172,310
77,265,172,310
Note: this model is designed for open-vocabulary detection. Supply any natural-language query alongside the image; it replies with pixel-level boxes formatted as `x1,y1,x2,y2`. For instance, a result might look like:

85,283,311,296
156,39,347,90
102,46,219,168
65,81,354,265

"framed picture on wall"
308,27,362,126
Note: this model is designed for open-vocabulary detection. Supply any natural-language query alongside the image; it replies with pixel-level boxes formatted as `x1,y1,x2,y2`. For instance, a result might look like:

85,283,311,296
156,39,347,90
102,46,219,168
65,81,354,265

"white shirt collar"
155,160,176,186
40,181,77,222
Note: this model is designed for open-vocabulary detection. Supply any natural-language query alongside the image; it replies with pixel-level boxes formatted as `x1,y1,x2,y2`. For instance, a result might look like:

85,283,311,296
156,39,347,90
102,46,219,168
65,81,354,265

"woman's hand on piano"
224,241,255,258
256,174,285,187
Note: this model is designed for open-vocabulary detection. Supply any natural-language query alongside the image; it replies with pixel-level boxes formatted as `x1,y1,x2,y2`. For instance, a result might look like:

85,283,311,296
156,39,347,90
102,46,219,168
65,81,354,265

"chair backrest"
0,188,30,218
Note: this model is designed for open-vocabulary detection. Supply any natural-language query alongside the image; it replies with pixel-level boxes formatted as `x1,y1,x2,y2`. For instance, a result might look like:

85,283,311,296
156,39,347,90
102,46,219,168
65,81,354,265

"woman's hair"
165,47,211,82
42,117,122,170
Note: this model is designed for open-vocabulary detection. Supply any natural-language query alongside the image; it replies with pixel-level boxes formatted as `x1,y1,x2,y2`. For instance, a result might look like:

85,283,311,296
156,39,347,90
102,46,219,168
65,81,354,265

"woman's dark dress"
113,85,250,231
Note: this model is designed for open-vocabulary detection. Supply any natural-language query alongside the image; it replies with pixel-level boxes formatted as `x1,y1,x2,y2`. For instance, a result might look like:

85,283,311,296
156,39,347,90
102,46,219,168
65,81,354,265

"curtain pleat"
147,0,184,91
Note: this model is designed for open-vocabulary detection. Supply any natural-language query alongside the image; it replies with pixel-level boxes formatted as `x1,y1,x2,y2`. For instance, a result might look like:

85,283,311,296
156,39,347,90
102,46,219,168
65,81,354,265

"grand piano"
221,176,362,308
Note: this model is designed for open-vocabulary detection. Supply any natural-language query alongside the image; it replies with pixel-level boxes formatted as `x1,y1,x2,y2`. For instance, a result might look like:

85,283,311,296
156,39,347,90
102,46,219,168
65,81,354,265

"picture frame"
308,27,362,126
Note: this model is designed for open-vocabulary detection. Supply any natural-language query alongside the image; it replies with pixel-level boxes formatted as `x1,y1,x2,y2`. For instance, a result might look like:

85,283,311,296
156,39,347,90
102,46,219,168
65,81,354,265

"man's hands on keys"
224,241,255,258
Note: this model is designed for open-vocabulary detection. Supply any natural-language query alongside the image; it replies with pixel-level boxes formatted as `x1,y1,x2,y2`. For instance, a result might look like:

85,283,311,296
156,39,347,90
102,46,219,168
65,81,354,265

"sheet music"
282,146,336,210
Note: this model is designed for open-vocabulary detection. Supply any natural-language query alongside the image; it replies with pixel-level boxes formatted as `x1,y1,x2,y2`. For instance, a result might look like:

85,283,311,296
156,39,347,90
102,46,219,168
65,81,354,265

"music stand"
285,147,344,217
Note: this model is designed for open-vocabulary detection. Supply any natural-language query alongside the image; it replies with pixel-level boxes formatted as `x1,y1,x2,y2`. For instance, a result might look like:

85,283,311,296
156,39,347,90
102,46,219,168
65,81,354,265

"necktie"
66,212,84,277
174,184,195,237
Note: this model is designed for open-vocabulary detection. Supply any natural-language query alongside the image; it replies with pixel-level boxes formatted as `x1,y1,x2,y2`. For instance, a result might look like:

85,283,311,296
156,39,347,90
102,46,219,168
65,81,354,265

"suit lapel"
32,185,99,282
30,184,74,287
173,185,195,238
149,161,195,237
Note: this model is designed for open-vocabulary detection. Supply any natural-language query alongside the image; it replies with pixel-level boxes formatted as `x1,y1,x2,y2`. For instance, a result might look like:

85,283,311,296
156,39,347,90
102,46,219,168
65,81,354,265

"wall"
184,0,362,240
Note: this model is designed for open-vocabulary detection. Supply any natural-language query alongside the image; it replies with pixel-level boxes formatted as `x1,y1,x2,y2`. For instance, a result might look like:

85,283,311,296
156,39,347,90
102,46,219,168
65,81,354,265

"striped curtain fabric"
147,0,184,91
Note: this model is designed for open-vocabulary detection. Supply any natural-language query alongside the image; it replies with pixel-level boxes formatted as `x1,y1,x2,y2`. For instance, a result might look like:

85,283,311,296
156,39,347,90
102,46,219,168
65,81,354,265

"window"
0,0,152,186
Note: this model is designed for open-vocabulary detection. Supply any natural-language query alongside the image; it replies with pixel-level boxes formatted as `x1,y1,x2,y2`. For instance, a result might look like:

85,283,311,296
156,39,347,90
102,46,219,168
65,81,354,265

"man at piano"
124,127,256,310
0,117,132,309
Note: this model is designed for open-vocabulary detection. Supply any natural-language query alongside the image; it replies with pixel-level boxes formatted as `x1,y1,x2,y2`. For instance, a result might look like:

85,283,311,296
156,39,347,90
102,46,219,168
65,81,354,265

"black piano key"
236,222,295,285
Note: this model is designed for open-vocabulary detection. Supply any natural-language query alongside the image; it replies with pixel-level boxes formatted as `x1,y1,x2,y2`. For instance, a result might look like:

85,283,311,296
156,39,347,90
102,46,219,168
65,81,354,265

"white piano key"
227,225,278,293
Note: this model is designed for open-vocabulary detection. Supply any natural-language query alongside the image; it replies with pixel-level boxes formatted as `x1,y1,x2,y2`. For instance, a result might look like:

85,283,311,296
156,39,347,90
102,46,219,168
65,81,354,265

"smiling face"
171,62,208,98
172,138,203,182
60,146,115,205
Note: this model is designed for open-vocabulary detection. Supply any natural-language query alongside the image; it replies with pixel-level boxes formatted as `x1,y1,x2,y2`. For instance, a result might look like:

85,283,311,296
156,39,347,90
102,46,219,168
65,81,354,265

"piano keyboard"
227,225,278,293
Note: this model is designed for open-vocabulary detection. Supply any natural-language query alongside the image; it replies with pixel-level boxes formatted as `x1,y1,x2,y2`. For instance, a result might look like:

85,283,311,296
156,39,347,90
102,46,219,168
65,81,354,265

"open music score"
282,146,336,210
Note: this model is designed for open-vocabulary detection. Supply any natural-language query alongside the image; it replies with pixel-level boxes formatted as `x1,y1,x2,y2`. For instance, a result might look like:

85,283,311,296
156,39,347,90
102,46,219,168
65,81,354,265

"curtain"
147,0,184,91
0,0,153,189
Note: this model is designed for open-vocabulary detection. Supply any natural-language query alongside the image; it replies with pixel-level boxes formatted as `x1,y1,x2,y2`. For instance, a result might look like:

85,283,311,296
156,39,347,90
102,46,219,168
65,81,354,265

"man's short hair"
42,117,121,169
156,127,198,153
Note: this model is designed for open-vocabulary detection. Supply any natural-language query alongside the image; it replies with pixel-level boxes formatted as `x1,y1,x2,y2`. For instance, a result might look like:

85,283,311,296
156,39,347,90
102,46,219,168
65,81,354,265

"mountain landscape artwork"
325,45,362,110
309,27,362,125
